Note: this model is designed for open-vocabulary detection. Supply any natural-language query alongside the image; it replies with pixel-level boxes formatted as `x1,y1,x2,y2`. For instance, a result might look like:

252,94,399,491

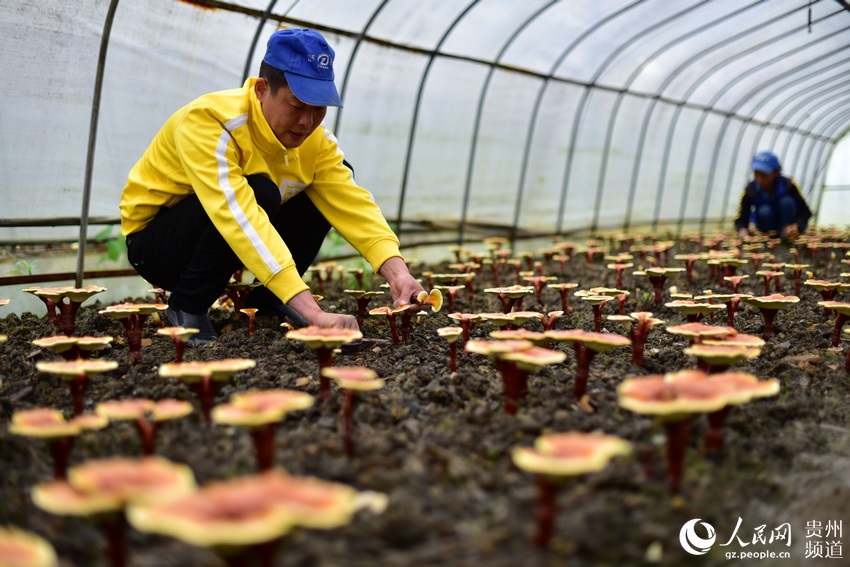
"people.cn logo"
680,519,717,555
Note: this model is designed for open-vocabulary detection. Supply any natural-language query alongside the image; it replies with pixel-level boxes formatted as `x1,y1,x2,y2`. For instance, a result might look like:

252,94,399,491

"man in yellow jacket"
120,28,423,344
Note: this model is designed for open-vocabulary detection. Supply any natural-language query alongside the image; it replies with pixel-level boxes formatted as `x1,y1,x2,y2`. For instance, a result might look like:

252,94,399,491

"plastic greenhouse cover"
0,0,848,246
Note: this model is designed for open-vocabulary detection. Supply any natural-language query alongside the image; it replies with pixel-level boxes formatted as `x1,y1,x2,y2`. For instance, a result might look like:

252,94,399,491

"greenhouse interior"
1,0,850,565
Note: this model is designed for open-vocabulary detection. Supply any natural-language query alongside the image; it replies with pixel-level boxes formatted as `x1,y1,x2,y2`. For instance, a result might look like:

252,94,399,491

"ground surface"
1,240,849,567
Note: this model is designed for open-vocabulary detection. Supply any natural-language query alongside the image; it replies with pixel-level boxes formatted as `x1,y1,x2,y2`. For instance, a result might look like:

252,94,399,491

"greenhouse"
1,1,850,565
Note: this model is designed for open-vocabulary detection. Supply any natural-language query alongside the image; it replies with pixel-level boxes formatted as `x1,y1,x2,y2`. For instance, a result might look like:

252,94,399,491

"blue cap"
751,151,780,173
263,29,343,107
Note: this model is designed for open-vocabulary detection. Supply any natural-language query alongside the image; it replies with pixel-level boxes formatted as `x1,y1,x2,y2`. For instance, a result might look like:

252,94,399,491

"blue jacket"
734,175,812,231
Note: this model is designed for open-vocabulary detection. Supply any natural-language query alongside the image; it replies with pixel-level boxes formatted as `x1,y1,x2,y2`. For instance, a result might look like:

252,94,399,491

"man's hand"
738,228,749,239
311,312,360,330
286,289,359,329
379,256,426,308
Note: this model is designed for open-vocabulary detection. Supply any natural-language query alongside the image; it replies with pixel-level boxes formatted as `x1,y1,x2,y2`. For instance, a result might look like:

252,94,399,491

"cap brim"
285,72,343,108
751,162,775,173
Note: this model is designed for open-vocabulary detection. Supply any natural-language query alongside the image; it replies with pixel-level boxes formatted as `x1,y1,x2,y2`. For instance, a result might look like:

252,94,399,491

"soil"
1,240,850,567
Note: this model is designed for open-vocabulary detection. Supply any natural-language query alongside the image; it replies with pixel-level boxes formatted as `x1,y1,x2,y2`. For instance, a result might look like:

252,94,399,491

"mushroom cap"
32,336,78,353
343,290,385,299
447,312,481,323
617,374,731,415
9,408,106,438
156,327,200,342
285,326,363,349
668,369,780,405
35,359,119,380
0,526,58,567
500,346,566,370
127,470,386,546
665,323,736,340
511,432,631,477
547,282,580,290
744,293,800,309
804,279,850,291
507,311,544,325
98,302,168,317
489,329,548,344
32,285,106,304
159,359,256,382
69,456,196,505
415,289,443,312
322,366,384,391
665,301,726,316
818,301,850,315
483,286,534,298
96,399,193,422
703,332,765,348
465,339,533,356
212,389,314,426
477,312,516,327
682,343,761,365
33,457,195,516
436,327,463,342
544,329,631,352
32,481,125,516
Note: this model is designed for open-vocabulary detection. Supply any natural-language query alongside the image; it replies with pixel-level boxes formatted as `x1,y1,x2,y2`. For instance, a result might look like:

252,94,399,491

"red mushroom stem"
724,297,742,329
135,418,158,456
69,373,88,417
103,512,128,567
831,311,849,348
316,348,337,404
494,359,529,415
343,389,357,457
556,288,572,313
663,416,691,493
533,475,559,548
448,342,458,373
354,297,375,330
49,437,74,480
118,314,152,364
647,274,667,305
571,343,598,400
757,308,779,341
630,322,652,368
56,298,84,337
188,376,223,424
251,423,277,471
703,407,730,454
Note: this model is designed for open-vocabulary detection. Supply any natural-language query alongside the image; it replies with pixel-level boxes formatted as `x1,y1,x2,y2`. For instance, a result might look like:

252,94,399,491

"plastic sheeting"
1,0,849,248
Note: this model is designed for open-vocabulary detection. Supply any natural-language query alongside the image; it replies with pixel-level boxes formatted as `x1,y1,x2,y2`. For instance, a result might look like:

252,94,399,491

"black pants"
126,175,330,313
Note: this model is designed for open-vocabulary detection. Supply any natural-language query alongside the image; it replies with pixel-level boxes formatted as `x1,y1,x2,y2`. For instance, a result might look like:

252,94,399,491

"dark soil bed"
2,240,849,567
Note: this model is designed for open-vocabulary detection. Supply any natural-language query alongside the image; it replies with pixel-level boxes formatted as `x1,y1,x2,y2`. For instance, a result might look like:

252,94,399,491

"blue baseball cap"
263,29,343,107
751,151,781,173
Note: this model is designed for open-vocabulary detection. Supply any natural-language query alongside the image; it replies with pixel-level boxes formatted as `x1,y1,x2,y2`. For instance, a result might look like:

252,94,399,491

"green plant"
9,256,37,275
94,226,126,263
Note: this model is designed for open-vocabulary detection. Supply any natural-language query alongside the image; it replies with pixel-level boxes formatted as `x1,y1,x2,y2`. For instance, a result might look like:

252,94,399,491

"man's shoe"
164,307,218,345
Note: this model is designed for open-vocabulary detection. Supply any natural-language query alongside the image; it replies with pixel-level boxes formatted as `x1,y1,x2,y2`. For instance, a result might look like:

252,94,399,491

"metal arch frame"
768,76,850,152
557,0,712,236
658,13,849,235
586,0,722,234
332,0,391,134
458,0,562,249
591,0,770,232
241,0,284,84
699,73,850,231
769,71,850,143
795,101,850,189
812,115,850,215
514,0,647,238
700,56,850,231
621,0,817,232
75,0,120,288
785,93,850,181
714,54,850,227
394,0,482,241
